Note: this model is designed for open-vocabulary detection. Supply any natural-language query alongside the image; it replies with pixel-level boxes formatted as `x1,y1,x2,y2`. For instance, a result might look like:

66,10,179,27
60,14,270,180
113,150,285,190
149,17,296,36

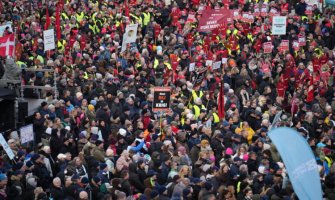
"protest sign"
263,42,273,54
272,16,287,35
153,87,171,112
43,29,55,51
121,24,138,52
189,63,195,72
20,124,34,144
280,40,289,52
0,134,14,160
198,9,233,32
213,61,221,70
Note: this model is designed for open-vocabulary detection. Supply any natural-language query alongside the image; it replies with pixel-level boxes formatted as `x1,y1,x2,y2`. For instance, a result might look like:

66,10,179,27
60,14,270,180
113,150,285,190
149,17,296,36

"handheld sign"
0,134,15,160
153,87,171,112
272,16,287,35
20,124,34,144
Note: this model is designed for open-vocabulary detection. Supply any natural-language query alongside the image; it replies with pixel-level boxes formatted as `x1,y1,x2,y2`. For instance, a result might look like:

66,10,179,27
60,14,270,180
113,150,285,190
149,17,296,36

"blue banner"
268,127,322,200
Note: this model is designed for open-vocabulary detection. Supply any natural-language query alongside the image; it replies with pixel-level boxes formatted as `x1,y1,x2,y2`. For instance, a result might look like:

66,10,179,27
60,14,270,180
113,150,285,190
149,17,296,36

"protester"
0,0,335,199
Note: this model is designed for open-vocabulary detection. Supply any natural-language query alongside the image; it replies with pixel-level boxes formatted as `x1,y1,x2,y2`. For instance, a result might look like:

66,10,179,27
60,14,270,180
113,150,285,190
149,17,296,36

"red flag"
44,8,51,30
0,34,15,57
55,3,61,40
80,34,87,50
217,81,225,119
15,42,22,60
124,0,130,18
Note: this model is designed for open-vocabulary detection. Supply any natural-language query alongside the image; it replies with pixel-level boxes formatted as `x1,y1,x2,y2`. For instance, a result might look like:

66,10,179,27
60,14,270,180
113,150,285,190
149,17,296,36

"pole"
54,68,58,99
12,28,16,60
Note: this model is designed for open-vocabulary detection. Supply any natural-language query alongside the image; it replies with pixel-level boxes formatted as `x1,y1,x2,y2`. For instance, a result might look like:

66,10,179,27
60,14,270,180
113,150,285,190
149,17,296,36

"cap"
147,170,157,177
194,138,201,145
31,154,41,161
233,157,241,162
79,131,86,139
316,142,326,148
95,140,104,146
0,174,7,181
223,121,230,127
81,177,89,184
93,176,101,183
25,161,34,168
119,128,127,137
71,174,80,181
99,163,107,170
13,162,24,171
226,148,233,155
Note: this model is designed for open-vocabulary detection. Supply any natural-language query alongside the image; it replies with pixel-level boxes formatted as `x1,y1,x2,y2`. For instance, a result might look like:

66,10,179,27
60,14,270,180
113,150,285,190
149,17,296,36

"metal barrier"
0,68,58,99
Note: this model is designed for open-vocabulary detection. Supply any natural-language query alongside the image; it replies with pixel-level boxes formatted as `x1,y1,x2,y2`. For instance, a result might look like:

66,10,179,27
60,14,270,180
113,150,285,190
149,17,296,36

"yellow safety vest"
164,62,171,70
213,112,220,123
83,72,89,80
325,156,333,168
142,12,150,26
192,90,204,102
193,104,206,119
130,13,142,25
89,24,96,34
57,40,66,52
76,12,85,23
16,61,26,69
62,13,69,20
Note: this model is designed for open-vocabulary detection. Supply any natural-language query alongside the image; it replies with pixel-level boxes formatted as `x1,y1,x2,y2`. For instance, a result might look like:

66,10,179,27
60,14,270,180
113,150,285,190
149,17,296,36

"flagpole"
12,28,16,60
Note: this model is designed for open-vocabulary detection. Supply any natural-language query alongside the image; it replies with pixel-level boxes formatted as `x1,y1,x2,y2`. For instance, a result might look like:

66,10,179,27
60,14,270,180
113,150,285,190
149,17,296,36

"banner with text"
272,16,287,35
153,87,171,112
198,9,233,32
43,29,55,51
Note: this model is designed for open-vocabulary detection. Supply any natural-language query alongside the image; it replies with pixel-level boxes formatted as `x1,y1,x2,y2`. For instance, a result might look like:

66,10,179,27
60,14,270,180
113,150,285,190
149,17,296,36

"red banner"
263,42,272,54
198,9,233,32
280,40,289,52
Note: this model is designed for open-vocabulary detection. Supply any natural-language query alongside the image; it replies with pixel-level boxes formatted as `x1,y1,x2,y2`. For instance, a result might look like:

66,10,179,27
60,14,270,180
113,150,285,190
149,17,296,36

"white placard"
272,16,287,35
189,63,195,72
20,124,34,144
0,134,14,160
43,29,55,51
0,22,12,37
206,60,213,67
222,58,228,64
121,24,139,53
213,61,221,70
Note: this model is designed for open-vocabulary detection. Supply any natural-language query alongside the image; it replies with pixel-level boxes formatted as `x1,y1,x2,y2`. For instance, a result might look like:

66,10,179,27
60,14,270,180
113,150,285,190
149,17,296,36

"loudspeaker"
0,99,15,132
18,101,28,123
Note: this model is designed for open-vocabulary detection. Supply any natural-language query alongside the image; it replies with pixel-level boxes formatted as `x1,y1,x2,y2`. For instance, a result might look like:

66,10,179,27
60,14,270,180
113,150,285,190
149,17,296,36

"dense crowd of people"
1,0,335,199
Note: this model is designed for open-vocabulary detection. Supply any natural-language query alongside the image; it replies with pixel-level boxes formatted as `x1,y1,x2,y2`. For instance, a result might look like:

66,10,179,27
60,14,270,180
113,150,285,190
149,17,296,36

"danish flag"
0,34,15,57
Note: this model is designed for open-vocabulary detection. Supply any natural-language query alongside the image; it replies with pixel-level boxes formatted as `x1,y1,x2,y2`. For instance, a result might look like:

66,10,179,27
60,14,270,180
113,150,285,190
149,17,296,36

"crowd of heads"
1,0,335,199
